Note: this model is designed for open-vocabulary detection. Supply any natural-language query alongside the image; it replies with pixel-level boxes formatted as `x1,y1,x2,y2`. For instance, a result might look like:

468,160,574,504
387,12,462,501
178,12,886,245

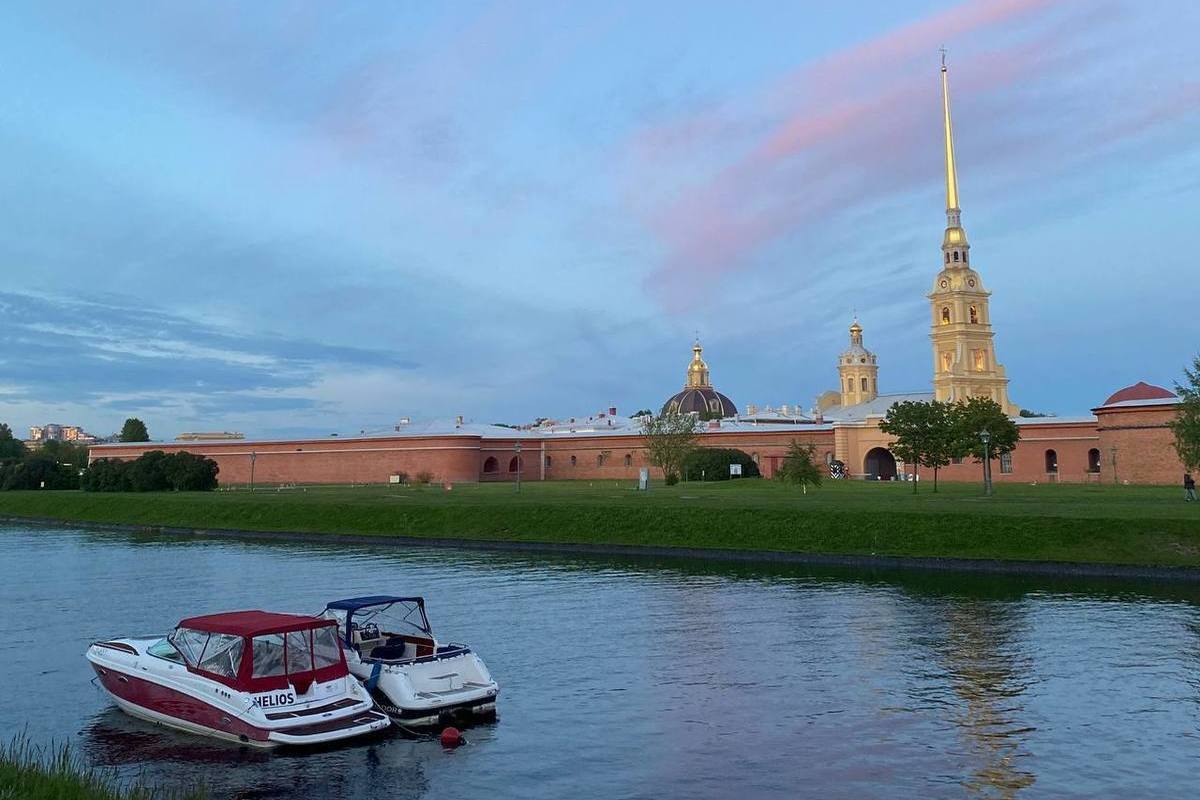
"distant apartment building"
29,424,98,444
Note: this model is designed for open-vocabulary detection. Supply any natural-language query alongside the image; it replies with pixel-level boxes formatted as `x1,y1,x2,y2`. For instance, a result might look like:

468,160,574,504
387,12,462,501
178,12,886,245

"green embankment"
0,738,203,800
1,480,1198,567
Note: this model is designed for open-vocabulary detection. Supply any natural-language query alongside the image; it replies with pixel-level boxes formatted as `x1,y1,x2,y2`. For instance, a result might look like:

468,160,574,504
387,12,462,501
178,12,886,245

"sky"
2,0,1198,439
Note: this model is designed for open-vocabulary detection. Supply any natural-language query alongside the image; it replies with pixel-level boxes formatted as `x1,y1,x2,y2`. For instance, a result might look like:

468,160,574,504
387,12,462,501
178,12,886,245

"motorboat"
86,610,391,747
321,596,499,727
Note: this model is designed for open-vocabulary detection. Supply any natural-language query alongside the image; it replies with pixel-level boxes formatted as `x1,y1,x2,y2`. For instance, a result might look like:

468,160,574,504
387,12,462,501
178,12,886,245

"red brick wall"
89,435,485,485
1095,405,1185,486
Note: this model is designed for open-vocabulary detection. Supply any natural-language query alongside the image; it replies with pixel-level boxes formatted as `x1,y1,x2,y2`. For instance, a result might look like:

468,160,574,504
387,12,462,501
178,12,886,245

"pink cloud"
626,0,1140,310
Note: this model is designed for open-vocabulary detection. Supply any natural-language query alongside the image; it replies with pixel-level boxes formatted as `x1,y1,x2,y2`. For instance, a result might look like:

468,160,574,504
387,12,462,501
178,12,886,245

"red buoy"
440,726,463,748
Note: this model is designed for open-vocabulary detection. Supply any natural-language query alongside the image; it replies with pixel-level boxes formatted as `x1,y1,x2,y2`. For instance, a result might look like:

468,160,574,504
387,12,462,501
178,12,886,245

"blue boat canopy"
325,596,423,612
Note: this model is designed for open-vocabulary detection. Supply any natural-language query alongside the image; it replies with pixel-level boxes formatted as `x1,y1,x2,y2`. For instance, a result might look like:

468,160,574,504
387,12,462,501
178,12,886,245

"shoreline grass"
0,480,1198,567
0,736,203,800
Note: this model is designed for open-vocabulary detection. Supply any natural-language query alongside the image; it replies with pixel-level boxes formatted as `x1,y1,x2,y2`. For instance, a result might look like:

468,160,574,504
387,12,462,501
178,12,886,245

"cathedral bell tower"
838,319,878,406
928,57,1016,414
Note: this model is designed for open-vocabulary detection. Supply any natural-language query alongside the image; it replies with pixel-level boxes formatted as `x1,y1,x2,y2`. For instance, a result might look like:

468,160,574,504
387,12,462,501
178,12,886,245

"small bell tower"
838,319,878,406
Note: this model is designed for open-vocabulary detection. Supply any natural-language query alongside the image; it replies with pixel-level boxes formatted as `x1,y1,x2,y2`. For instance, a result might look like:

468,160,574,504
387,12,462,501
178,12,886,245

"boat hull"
89,648,389,748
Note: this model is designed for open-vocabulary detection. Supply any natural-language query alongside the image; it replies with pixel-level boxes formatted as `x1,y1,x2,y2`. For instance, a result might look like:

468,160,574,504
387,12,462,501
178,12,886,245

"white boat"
86,610,391,747
321,596,499,728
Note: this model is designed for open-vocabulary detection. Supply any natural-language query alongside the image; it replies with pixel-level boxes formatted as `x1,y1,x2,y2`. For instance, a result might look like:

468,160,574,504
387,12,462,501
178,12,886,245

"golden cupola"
686,339,711,388
662,339,737,418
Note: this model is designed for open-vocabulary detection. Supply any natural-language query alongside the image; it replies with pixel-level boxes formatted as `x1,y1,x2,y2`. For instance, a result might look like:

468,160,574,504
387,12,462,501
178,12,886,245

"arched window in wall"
1087,448,1101,473
570,455,577,467
969,306,979,324
1000,452,1013,473
941,307,951,325
544,455,552,469
483,457,498,473
508,456,520,473
624,454,632,467
1044,449,1058,474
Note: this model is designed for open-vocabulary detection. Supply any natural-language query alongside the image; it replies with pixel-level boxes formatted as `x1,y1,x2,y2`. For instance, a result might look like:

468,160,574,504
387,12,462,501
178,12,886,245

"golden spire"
941,50,959,212
940,51,969,258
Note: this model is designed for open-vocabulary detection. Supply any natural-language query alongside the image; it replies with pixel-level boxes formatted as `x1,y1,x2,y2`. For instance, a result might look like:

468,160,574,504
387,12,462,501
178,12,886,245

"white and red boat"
86,610,391,747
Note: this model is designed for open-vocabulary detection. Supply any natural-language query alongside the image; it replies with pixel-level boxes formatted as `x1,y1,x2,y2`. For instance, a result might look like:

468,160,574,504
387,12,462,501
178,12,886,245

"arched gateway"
864,448,897,480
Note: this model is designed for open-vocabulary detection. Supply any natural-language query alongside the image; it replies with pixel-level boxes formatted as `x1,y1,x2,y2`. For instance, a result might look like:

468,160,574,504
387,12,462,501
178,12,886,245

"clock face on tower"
940,279,949,289
968,278,976,288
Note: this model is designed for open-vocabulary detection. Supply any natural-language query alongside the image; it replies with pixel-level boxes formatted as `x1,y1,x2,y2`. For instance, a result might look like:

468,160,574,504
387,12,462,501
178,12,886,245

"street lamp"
514,442,522,493
249,451,257,492
979,430,993,496
1110,445,1118,486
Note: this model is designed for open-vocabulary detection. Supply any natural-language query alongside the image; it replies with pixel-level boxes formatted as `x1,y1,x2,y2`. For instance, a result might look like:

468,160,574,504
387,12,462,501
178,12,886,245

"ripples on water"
1,526,1198,799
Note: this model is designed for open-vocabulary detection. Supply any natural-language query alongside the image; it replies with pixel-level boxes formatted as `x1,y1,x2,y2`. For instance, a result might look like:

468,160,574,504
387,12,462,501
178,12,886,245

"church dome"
662,387,738,417
661,339,737,417
1102,381,1177,406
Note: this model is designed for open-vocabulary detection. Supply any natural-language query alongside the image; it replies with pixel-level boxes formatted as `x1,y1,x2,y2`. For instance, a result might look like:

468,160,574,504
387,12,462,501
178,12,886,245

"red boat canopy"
172,610,348,694
180,610,333,637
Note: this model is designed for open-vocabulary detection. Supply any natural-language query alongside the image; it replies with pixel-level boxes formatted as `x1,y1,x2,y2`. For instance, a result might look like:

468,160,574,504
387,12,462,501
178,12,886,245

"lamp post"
514,442,522,493
979,430,993,497
1110,445,1118,486
249,451,256,492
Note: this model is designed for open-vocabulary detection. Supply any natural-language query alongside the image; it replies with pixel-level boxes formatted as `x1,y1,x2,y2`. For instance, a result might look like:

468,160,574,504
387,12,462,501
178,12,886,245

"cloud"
624,0,1199,309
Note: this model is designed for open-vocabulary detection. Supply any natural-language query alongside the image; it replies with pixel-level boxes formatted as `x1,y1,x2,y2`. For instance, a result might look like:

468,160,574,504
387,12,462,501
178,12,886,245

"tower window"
952,251,960,262
945,252,950,263
859,357,866,364
860,377,868,391
969,306,979,324
941,307,951,325
941,352,953,372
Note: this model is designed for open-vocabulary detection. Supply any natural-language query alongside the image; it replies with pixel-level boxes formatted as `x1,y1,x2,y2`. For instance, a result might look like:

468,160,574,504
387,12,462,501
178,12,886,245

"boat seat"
371,643,406,661
385,636,406,648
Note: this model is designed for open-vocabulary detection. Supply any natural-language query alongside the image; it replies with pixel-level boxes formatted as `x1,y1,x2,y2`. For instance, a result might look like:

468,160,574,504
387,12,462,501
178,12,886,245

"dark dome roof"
662,387,737,417
1103,381,1177,406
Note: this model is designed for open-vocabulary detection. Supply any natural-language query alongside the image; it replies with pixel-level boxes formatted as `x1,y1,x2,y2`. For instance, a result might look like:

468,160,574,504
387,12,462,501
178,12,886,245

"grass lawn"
0,737,203,800
1,479,1198,567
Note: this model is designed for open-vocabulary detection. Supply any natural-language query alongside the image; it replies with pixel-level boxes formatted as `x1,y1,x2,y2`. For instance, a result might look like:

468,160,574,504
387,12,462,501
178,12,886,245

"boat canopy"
322,596,431,647
170,610,348,693
324,596,424,613
181,610,331,637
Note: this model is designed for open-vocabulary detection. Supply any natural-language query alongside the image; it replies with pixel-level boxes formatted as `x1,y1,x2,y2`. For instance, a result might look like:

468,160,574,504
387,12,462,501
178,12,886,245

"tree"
0,456,79,490
640,411,699,483
38,439,89,472
951,396,1020,473
921,401,957,492
1169,354,1200,471
879,401,933,493
164,452,219,491
682,448,761,481
119,418,150,443
0,423,27,464
776,440,822,493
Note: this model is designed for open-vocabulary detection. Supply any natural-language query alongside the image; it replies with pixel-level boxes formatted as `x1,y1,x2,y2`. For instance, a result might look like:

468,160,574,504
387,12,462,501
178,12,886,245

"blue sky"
2,0,1198,439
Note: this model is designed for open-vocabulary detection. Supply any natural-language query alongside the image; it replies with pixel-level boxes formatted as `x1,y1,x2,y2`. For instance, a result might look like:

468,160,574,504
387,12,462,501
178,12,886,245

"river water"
1,524,1198,799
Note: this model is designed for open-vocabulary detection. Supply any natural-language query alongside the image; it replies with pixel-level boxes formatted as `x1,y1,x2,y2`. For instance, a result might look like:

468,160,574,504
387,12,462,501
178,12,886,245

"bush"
664,473,679,486
80,459,131,492
0,457,79,490
415,470,434,485
81,451,218,492
682,448,761,481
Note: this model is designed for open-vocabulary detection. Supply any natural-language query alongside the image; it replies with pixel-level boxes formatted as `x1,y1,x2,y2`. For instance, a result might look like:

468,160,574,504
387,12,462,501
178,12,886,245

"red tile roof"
1102,381,1177,406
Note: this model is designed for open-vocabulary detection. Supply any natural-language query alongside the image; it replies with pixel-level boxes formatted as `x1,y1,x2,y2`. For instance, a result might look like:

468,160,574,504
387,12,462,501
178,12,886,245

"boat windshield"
147,638,183,663
165,628,245,679
325,600,431,640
